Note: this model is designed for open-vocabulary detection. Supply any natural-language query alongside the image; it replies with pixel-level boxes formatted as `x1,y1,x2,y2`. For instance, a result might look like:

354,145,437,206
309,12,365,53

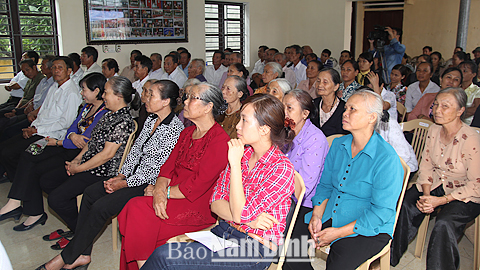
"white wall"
56,0,350,71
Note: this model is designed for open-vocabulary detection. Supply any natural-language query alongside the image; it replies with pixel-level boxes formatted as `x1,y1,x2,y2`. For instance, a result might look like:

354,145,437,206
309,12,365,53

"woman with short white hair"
255,62,283,94
266,78,291,101
307,89,403,269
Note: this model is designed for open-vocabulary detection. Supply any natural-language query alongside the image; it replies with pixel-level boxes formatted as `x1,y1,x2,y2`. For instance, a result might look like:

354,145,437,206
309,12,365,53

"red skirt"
117,196,212,270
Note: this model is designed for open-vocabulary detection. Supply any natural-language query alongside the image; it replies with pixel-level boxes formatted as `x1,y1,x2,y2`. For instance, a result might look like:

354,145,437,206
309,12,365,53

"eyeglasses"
185,93,204,101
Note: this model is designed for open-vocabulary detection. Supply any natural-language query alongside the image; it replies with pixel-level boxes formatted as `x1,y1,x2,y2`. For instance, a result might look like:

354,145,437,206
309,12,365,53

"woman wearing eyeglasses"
116,82,230,270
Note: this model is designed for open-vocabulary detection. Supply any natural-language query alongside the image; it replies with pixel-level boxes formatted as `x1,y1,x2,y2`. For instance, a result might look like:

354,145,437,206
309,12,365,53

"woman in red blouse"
117,82,230,270
141,94,296,270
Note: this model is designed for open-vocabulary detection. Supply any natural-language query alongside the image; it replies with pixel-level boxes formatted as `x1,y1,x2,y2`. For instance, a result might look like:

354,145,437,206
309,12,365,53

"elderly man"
80,46,102,77
3,50,39,110
0,56,82,181
274,52,297,88
68,53,84,85
160,54,188,88
288,44,307,85
250,45,268,87
179,50,191,76
187,59,207,82
204,50,227,86
101,58,119,80
149,53,164,80
265,48,279,63
120,50,142,83
132,55,152,96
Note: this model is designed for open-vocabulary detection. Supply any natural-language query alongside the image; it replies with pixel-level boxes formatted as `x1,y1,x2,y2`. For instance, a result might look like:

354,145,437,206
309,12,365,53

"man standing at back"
80,46,102,77
368,26,406,78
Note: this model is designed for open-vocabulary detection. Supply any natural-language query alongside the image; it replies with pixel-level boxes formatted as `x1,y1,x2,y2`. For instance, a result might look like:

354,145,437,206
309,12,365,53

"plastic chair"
397,102,407,123
400,119,433,164
355,157,411,269
326,134,345,147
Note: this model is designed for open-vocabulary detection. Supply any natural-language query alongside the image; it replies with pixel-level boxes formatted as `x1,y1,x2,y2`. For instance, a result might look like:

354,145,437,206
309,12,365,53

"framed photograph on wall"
84,0,187,44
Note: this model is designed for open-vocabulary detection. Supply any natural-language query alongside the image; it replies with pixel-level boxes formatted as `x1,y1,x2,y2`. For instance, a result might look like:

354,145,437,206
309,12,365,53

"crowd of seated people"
0,36,478,270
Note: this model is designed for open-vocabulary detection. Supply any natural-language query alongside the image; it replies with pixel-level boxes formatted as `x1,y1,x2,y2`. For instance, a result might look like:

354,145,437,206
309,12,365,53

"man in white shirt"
161,54,188,88
250,45,268,87
101,58,119,80
204,50,227,86
132,55,152,96
3,50,39,109
179,50,191,76
149,53,164,80
274,53,297,88
80,46,102,77
120,50,142,83
0,56,82,181
288,45,307,85
68,53,84,85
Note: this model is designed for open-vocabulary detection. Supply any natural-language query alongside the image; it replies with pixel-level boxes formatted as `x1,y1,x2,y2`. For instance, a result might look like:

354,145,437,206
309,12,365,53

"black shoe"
0,206,22,222
0,175,9,184
13,212,47,231
43,229,74,241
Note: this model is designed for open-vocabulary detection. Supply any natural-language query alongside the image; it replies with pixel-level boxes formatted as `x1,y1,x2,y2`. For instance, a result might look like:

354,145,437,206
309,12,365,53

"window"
0,0,58,82
205,1,246,66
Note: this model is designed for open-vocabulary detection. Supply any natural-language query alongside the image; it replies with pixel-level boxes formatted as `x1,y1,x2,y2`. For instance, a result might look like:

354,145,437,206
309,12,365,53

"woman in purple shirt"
282,89,329,270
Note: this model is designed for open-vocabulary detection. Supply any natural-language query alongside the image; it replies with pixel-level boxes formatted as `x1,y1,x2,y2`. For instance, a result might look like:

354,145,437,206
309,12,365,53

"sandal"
50,237,70,250
43,229,74,241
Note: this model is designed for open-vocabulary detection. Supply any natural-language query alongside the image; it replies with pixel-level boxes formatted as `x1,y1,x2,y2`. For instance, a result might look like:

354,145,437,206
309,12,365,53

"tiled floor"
0,180,475,270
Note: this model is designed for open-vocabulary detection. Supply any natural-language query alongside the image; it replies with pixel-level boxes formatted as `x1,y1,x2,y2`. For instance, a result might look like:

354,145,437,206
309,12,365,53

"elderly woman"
39,76,138,250
408,67,462,122
0,73,108,231
391,88,480,270
266,78,291,101
218,75,248,139
298,60,323,98
36,80,184,270
137,79,158,137
176,78,200,128
282,89,329,270
405,62,441,113
311,68,348,136
308,89,403,270
338,60,361,101
227,62,253,95
141,94,295,270
255,62,283,94
117,82,230,270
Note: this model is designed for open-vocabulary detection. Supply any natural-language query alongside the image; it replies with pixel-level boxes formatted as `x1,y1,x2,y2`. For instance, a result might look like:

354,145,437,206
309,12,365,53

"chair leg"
380,249,390,269
112,217,118,251
474,216,480,270
356,261,369,270
414,214,430,259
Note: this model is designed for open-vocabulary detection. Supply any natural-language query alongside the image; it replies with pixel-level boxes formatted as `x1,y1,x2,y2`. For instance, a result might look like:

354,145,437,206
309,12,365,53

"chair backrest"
400,119,433,164
118,120,138,173
397,102,407,123
393,157,411,236
326,134,345,147
276,171,306,270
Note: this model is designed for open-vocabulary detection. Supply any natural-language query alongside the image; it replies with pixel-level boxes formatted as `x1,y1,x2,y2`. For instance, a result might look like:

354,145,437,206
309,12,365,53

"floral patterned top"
416,123,480,203
81,106,135,177
387,83,407,105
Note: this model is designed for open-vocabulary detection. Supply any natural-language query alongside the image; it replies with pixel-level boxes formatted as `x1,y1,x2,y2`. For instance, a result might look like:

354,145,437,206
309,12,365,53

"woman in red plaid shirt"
141,93,296,270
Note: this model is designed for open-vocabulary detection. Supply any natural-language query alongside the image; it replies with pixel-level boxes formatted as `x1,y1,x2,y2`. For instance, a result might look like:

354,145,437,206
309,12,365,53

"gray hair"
191,58,206,73
42,55,56,68
198,82,228,117
183,78,201,88
268,78,291,94
265,62,283,78
435,87,467,120
145,79,158,85
274,52,287,61
231,52,243,63
226,75,249,102
350,89,383,130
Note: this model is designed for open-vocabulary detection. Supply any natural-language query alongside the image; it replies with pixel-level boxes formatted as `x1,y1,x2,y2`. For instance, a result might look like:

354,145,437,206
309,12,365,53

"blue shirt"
305,132,403,239
369,38,406,78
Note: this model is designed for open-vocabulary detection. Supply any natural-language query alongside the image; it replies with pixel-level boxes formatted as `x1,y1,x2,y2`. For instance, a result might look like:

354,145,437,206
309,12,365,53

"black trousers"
0,96,21,110
61,181,147,264
0,119,30,142
48,172,108,232
323,219,391,270
282,205,314,270
0,134,43,179
390,185,480,270
7,147,80,216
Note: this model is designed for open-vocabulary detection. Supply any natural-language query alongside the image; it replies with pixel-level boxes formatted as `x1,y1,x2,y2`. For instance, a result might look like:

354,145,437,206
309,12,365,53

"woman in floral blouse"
386,64,409,104
391,87,480,270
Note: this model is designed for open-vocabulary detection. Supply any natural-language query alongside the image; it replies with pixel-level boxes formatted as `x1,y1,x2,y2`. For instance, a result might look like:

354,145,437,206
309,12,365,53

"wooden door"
362,10,403,53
